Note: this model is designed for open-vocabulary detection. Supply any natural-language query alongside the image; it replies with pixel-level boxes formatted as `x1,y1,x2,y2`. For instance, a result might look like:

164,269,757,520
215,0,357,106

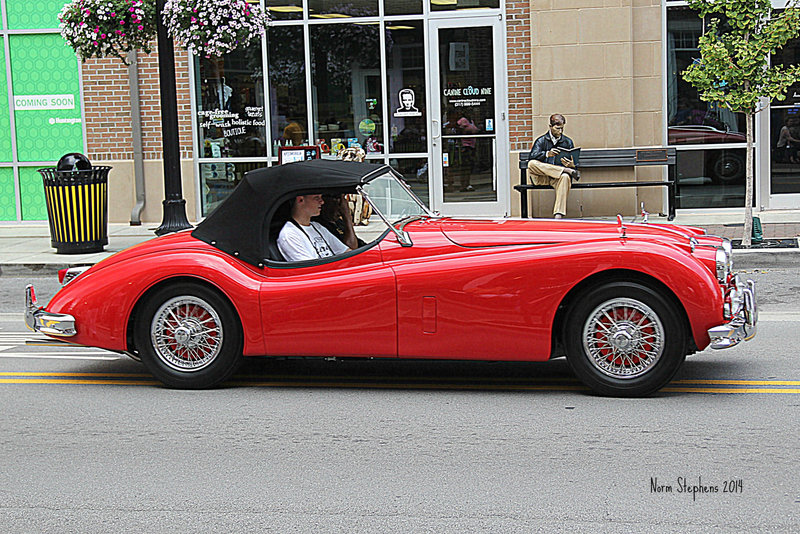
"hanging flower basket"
59,0,158,64
162,0,269,58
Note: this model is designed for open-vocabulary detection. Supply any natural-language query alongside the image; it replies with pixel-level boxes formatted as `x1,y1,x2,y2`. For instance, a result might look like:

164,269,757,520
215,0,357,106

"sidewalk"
1,210,798,275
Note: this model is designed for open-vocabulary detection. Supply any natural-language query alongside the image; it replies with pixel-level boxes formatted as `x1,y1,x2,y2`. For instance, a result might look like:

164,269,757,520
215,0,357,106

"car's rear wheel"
564,282,687,397
135,283,243,389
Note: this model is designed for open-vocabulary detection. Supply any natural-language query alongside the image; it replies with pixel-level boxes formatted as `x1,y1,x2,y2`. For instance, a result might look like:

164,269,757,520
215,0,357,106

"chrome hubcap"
151,296,223,372
582,298,664,379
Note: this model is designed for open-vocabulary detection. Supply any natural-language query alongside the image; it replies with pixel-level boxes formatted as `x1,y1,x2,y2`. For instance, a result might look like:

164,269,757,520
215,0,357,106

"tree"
682,0,800,247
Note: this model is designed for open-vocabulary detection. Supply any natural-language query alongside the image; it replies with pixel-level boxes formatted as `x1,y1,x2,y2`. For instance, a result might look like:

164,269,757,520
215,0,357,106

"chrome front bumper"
707,275,757,349
25,284,77,337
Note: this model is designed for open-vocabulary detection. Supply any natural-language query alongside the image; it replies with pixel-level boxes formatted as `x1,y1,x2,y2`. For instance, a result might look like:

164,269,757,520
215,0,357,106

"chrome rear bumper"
25,284,76,337
707,275,757,349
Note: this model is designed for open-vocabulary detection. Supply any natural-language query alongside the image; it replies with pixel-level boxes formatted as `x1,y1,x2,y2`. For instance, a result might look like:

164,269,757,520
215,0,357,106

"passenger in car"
315,194,367,248
277,194,357,261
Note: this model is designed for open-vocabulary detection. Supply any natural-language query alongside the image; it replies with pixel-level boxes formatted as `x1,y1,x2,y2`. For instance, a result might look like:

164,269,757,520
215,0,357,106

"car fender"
532,238,723,352
44,250,265,355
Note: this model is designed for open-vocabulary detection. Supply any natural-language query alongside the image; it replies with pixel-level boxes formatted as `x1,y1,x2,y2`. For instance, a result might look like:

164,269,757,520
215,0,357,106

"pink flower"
129,7,135,12
138,25,143,30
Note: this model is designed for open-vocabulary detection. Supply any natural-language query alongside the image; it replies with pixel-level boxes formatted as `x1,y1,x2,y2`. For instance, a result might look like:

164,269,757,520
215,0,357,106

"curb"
732,249,800,269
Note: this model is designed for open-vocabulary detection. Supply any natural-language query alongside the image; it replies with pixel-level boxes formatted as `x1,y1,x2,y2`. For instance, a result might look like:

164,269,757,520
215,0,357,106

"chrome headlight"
715,239,733,282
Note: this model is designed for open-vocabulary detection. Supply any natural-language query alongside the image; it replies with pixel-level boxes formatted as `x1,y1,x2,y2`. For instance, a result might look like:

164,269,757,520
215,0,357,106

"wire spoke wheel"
151,296,223,371
565,281,687,397
582,298,664,379
135,283,243,389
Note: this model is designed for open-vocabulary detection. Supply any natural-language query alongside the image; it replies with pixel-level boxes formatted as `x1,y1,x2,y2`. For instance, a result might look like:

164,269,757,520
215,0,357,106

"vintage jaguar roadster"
25,159,757,396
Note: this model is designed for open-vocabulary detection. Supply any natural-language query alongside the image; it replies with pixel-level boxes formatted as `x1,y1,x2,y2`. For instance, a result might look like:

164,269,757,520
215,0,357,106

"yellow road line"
0,372,150,378
671,379,800,386
662,387,800,394
2,377,799,393
0,379,159,385
2,372,798,386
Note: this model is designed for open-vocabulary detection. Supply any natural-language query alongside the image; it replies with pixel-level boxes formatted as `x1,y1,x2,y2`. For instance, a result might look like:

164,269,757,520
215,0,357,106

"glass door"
428,17,508,216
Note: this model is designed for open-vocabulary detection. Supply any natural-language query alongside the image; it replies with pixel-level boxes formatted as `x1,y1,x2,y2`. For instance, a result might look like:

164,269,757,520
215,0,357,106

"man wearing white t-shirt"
277,193,357,261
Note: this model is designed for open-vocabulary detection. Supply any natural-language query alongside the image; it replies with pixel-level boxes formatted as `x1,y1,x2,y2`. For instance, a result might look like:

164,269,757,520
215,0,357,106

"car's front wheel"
564,282,687,397
135,283,243,389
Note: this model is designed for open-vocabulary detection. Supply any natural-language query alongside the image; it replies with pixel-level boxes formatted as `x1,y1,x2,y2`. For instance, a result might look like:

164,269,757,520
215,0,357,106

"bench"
516,147,677,221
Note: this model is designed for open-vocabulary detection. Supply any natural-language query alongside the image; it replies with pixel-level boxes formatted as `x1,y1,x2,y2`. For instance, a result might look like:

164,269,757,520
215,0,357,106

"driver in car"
277,194,358,261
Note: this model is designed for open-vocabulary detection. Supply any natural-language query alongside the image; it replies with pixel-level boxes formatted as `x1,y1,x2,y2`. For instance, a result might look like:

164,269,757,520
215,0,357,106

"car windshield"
361,171,432,224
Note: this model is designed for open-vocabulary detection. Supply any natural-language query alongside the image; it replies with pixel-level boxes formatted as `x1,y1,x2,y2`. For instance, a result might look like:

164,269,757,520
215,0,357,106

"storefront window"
195,42,267,159
200,161,267,217
770,26,800,195
666,7,745,144
309,0,378,18
267,25,309,152
386,21,427,154
675,148,746,208
430,0,498,12
310,23,383,156
266,0,303,21
385,0,422,16
390,157,429,206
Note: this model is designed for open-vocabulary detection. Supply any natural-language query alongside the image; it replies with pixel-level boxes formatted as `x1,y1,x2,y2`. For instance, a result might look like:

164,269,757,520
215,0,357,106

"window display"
195,42,267,158
267,25,308,152
386,21,427,155
310,23,383,156
200,161,267,217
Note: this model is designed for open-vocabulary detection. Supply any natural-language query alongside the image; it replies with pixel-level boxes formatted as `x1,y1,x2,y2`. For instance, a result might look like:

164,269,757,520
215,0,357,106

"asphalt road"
0,268,798,532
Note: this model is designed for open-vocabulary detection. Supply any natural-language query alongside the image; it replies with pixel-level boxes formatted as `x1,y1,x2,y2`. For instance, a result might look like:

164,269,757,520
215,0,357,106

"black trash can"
38,155,111,254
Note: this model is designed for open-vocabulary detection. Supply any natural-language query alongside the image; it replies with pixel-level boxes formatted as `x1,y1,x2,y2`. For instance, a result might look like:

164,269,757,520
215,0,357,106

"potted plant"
162,0,269,58
59,0,157,64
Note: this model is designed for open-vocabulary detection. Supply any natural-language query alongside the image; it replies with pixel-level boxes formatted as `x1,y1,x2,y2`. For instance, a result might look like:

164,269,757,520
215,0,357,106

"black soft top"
192,159,391,266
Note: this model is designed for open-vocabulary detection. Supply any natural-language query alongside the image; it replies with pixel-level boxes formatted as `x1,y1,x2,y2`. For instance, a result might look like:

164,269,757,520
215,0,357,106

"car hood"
429,217,707,248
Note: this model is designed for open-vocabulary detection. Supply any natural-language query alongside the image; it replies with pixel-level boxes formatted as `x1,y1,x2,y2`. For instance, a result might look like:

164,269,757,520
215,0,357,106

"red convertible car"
25,160,757,396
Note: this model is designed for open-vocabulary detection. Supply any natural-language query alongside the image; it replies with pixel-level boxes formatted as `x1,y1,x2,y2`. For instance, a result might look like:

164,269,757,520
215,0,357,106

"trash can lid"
57,153,92,172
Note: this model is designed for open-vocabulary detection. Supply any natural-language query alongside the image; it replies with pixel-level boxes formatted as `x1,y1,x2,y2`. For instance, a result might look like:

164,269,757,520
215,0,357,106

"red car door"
259,246,397,357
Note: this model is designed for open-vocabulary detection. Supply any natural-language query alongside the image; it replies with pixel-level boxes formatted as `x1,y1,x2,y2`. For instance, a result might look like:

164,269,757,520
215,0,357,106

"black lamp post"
154,0,192,236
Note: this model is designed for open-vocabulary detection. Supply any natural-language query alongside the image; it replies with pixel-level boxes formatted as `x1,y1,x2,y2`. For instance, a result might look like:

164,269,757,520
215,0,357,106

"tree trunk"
742,111,754,248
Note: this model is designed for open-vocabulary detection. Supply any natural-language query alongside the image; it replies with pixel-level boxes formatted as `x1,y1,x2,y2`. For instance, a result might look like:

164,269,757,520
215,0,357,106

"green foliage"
682,0,800,114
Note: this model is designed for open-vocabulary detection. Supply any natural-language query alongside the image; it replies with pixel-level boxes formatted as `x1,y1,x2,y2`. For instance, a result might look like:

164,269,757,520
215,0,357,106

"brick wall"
82,44,193,161
506,1,534,152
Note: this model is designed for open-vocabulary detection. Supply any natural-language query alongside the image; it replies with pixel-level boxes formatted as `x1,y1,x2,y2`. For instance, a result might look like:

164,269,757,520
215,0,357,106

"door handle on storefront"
432,119,440,146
